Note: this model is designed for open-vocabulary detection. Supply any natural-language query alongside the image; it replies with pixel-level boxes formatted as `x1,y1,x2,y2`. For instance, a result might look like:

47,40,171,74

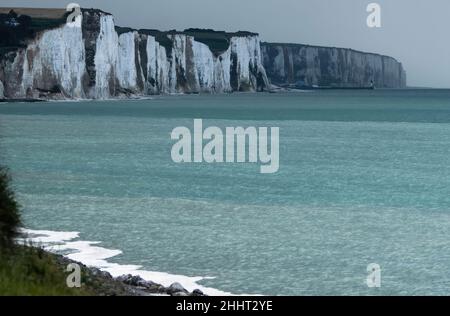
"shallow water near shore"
1,90,450,295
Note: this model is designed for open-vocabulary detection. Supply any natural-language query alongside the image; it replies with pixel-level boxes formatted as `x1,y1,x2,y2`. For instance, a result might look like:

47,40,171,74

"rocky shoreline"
52,252,207,296
0,98,45,103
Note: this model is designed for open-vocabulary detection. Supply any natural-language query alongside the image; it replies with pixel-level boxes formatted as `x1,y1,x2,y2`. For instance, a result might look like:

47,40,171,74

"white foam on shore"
20,228,236,296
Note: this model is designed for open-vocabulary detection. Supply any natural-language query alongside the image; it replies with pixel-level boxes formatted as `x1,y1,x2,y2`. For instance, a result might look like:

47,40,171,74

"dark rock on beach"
192,289,206,296
116,274,167,294
112,276,207,296
167,282,188,295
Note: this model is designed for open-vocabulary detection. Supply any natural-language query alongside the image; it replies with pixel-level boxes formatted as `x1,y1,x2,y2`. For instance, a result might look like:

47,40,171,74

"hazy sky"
3,0,450,88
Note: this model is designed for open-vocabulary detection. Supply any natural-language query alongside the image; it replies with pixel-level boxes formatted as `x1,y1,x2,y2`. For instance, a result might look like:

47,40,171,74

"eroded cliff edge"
262,43,406,89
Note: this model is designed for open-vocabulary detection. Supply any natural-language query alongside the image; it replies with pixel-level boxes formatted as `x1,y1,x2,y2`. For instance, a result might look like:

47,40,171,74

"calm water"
1,89,450,295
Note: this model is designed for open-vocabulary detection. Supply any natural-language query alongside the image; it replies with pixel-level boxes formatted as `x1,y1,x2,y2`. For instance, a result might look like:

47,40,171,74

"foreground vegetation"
0,167,91,295
0,168,20,248
0,246,93,295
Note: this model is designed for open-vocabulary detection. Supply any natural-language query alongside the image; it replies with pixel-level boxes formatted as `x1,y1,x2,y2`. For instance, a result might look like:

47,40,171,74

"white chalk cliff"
0,79,4,99
0,10,268,99
262,43,406,88
0,8,407,100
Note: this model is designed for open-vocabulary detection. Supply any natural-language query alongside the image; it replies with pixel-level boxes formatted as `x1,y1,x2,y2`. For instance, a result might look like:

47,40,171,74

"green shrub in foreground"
0,168,21,249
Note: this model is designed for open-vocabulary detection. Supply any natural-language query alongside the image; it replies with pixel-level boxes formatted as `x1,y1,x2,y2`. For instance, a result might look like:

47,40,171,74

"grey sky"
2,0,450,88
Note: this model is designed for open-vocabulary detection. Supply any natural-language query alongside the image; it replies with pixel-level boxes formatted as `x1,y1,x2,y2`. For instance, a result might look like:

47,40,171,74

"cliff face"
0,8,408,100
261,43,407,88
0,9,268,99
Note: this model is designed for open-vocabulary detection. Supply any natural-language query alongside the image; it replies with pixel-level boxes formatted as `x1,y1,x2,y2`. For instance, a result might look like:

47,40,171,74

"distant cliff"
261,43,407,89
0,8,407,100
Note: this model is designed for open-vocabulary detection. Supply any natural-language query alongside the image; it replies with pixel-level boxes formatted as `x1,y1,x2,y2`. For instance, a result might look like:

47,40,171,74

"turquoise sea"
1,89,450,295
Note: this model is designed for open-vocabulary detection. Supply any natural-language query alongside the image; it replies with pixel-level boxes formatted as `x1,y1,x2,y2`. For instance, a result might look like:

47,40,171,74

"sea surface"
1,89,450,295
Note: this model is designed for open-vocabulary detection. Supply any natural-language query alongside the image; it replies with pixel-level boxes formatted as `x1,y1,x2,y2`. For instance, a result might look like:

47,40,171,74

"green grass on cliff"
0,246,93,296
0,168,92,296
